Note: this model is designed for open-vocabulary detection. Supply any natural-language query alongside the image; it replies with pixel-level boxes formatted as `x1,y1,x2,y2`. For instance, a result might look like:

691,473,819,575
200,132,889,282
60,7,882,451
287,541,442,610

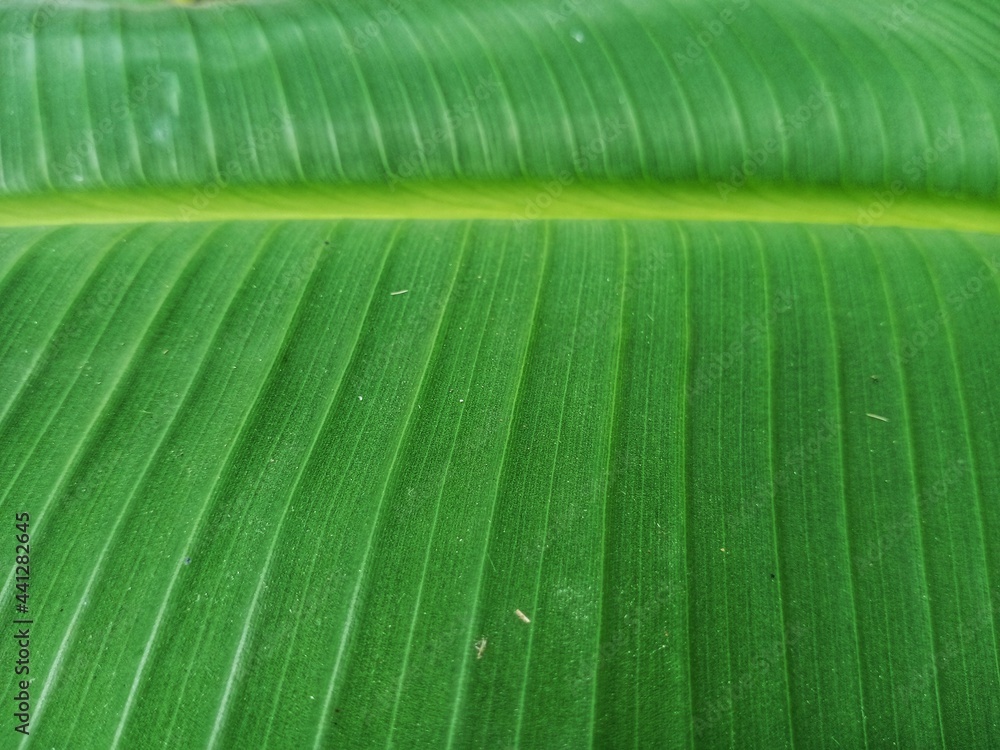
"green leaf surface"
1,0,999,748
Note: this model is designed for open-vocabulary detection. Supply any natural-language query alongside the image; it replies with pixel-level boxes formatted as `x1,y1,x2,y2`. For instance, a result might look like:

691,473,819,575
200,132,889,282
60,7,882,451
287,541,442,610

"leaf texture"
0,1,999,748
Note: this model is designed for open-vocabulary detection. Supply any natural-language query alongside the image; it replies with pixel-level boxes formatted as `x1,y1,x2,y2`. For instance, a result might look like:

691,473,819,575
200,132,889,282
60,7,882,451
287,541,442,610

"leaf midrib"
4,180,1000,234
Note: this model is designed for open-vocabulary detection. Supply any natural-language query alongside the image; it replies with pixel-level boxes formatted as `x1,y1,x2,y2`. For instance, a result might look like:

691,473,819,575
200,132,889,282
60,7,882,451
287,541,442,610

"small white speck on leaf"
866,413,889,422
572,31,585,42
515,609,531,624
358,395,363,401
475,637,487,659
390,289,409,296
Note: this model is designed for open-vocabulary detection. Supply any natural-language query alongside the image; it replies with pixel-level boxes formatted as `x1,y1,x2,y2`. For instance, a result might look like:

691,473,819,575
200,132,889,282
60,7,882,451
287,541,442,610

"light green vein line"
679,222,697,748
76,30,108,190
204,265,334,748
0,229,46,291
112,8,149,185
496,5,579,176
307,222,466,742
576,16,649,179
634,229,654,749
254,224,411,743
723,233,740,750
249,11,305,180
893,243,976,740
286,20,346,179
680,226,715,747
755,223,796,750
840,234,902,747
671,5,751,184
443,222,549,750
913,234,1000,711
200,24,260,180
0,226,85,427
852,23,935,194
911,24,1000,189
393,10,462,175
0,226,150,518
448,4,528,176
0,234,207,565
620,6,702,178
0,44,6,192
384,228,505,749
589,223,629,747
543,19,612,181
366,13,433,179
158,222,385,746
102,223,314,750
155,224,309,748
748,2,838,181
326,4,392,178
313,222,471,750
0,229,144,507
630,310,643,745
19,223,226,743
927,4,1000,72
46,231,273,741
112,224,330,750
811,20,893,186
952,234,1000,295
421,14,495,175
725,10,795,179
178,11,220,178
948,236,1000,676
809,227,869,748
249,224,400,749
26,13,53,189
867,234,947,749
784,239,824,747
511,227,589,749
892,30,969,190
